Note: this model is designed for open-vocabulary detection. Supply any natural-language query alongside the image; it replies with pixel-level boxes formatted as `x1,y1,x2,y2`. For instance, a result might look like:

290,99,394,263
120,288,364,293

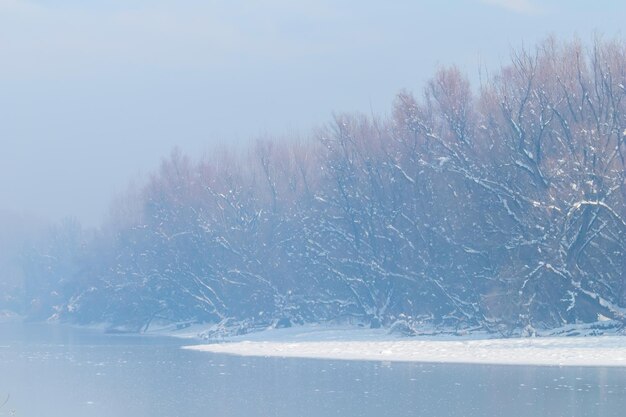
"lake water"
1,322,625,417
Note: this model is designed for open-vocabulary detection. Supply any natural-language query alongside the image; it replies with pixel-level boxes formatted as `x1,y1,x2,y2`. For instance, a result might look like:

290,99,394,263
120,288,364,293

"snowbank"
0,310,21,324
183,324,626,367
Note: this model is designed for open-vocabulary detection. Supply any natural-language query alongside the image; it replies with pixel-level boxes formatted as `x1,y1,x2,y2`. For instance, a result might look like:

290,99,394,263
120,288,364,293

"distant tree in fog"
18,37,626,334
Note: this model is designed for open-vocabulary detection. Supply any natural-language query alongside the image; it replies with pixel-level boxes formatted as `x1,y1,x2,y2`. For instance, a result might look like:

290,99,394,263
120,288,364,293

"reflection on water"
1,322,625,417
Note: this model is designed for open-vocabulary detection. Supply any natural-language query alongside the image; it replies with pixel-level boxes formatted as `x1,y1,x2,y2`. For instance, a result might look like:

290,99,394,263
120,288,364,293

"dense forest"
7,38,626,336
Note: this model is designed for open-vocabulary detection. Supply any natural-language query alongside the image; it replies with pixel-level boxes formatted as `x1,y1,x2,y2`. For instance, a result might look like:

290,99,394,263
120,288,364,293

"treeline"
17,38,626,334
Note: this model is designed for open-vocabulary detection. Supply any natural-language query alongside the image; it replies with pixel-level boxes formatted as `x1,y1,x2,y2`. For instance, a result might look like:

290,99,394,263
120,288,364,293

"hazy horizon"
1,0,624,227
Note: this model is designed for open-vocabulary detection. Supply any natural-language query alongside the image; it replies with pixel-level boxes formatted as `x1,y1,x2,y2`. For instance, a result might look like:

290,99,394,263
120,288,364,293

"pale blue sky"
1,0,624,226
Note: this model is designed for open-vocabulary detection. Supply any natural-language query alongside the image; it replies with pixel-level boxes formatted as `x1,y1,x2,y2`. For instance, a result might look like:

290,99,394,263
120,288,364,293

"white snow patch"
183,324,626,367
0,310,20,322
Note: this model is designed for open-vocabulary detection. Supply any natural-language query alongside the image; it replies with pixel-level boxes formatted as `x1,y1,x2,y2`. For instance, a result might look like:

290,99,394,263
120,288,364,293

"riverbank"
180,322,626,367
5,312,626,367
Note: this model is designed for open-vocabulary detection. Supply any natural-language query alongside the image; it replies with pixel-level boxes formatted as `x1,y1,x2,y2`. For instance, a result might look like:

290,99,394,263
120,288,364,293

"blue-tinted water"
1,322,625,417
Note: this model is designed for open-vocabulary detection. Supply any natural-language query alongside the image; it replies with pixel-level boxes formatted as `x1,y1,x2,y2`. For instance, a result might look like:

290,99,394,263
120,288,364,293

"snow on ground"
0,310,20,323
182,324,626,367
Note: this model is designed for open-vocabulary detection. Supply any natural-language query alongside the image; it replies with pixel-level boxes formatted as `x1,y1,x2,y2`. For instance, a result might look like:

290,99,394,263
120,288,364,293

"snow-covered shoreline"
181,324,626,367
4,313,625,367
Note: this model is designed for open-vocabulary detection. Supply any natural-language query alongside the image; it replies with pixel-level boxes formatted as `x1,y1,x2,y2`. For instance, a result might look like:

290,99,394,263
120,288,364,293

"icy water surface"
1,322,625,417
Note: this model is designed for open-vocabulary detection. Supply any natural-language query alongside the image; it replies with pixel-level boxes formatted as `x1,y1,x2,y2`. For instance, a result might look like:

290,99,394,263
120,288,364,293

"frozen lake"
1,322,626,417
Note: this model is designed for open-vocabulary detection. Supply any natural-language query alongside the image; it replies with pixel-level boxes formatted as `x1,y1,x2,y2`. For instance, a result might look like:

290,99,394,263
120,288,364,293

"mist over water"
1,3,626,417
2,323,626,417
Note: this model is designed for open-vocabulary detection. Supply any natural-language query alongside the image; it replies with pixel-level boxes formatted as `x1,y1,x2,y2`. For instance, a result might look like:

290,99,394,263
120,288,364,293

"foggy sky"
1,0,624,227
